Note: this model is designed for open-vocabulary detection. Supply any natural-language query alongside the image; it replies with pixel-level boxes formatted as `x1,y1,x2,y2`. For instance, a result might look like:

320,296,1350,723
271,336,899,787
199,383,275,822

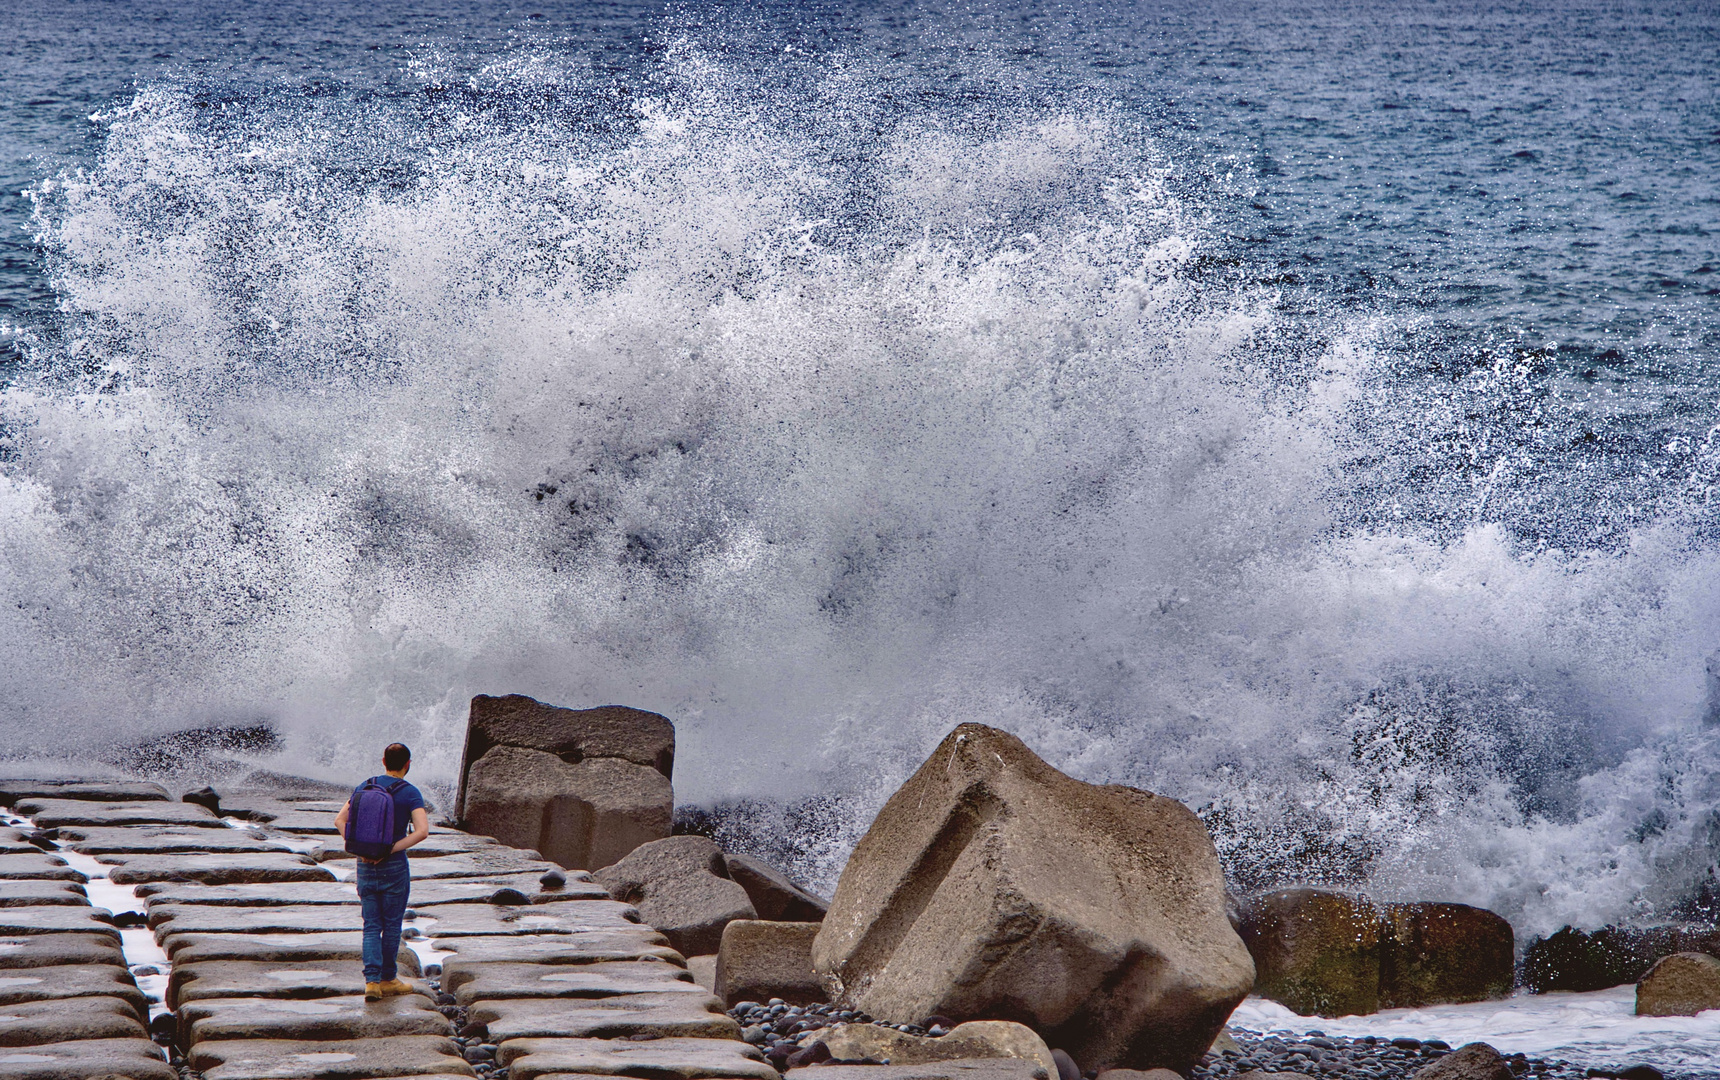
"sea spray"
2,42,1718,938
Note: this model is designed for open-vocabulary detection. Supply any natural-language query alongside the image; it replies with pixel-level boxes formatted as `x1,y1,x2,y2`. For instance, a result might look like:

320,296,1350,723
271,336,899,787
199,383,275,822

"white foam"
1231,989,1720,1074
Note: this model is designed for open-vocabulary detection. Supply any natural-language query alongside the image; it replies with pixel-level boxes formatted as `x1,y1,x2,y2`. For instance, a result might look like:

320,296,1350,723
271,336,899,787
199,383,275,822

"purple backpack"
344,777,405,860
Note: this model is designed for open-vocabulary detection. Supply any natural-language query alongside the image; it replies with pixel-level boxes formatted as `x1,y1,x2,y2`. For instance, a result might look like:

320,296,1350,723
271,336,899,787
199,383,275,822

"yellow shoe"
364,982,382,1001
378,978,414,997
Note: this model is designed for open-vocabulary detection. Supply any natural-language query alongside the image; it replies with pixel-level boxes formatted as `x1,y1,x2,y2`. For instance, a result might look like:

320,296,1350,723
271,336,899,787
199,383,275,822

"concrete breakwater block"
592,836,757,957
725,853,829,923
12,798,224,828
0,932,125,968
168,960,432,1009
0,994,148,1045
0,780,172,805
1236,889,1515,1015
417,899,643,937
0,854,86,882
342,850,558,880
0,905,121,937
715,919,822,1007
0,881,89,908
178,994,456,1044
189,1034,475,1079
433,931,682,966
786,1063,1050,1080
138,880,362,906
0,963,147,1014
315,832,506,861
0,831,51,857
52,825,293,855
0,1035,177,1080
162,931,421,974
455,695,676,872
813,723,1253,1076
440,960,703,1006
495,1035,777,1080
466,991,741,1041
149,901,370,935
101,851,336,884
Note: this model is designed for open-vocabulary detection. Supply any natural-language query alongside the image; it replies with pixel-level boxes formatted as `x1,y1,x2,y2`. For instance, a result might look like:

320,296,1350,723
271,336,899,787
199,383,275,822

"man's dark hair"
383,743,411,772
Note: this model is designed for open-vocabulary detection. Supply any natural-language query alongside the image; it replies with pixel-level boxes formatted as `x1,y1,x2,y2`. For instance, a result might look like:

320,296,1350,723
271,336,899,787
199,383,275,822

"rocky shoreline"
0,695,1709,1080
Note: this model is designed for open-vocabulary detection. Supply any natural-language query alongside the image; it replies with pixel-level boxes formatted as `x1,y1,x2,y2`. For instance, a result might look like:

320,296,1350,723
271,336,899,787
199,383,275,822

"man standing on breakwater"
333,742,430,1000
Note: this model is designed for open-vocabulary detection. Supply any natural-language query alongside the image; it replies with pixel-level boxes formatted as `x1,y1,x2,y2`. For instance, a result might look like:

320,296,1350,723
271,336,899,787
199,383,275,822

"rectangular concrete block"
441,960,703,1007
419,900,644,937
0,1036,176,1079
0,855,85,883
0,882,88,908
161,932,421,975
467,992,740,1041
102,852,336,885
495,1036,776,1080
0,963,146,1016
179,994,455,1046
190,1035,475,1079
433,931,681,966
716,920,823,1007
168,960,432,1009
0,995,148,1045
13,799,223,828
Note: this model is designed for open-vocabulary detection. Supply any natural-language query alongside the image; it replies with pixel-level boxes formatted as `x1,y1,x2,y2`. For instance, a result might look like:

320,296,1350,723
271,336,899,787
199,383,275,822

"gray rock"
168,960,431,1009
439,959,702,1006
189,1034,473,1080
459,695,677,788
416,899,643,937
1095,1071,1184,1080
149,902,370,935
812,724,1252,1075
461,745,672,872
222,770,354,799
1522,924,1720,993
0,995,148,1044
136,881,361,907
687,954,718,991
178,994,455,1044
0,932,125,969
0,780,172,805
0,854,86,882
818,1022,1057,1078
101,851,335,885
56,826,291,855
716,919,823,1007
432,931,681,966
494,1035,776,1080
0,963,146,1014
466,992,740,1041
336,849,556,881
0,881,89,908
786,1062,1050,1080
161,931,421,974
1408,1042,1513,1080
0,1036,177,1080
1635,951,1720,1016
12,798,223,828
0,906,121,937
0,830,52,856
594,836,757,956
313,831,503,861
725,853,829,922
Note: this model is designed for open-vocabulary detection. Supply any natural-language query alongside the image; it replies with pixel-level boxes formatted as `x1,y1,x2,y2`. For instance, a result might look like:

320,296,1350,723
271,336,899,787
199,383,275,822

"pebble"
1194,1030,1596,1080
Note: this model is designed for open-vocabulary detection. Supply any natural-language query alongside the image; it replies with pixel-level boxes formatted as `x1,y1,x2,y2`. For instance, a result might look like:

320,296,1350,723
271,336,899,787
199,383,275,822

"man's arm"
391,808,430,855
333,799,351,833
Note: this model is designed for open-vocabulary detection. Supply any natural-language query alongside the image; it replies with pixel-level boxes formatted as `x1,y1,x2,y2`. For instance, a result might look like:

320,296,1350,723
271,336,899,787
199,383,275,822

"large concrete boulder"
716,919,824,1006
455,695,676,870
1237,889,1513,1015
594,835,758,956
726,853,829,922
1635,951,1720,1016
817,1021,1057,1078
811,723,1253,1075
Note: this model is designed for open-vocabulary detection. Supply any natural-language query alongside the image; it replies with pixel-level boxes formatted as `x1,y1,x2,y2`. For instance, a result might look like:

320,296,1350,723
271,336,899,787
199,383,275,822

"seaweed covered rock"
811,723,1252,1074
1237,889,1513,1015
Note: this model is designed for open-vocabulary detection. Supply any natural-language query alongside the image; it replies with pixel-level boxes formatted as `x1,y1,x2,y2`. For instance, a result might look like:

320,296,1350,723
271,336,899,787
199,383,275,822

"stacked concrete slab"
0,774,770,1080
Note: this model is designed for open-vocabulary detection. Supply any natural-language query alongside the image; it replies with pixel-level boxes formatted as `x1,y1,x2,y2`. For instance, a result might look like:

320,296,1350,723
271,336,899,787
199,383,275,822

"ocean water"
2,0,1720,967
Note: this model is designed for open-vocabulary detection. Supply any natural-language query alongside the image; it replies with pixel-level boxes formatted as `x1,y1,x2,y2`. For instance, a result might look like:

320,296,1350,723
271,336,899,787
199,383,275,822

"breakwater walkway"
0,777,776,1080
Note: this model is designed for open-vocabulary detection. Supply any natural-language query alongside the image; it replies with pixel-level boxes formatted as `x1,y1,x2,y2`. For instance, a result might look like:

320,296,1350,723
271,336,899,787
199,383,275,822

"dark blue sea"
3,5,1720,1061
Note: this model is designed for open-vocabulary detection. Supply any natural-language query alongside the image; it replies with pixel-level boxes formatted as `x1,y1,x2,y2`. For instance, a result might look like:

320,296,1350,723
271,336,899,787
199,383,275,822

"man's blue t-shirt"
356,776,426,864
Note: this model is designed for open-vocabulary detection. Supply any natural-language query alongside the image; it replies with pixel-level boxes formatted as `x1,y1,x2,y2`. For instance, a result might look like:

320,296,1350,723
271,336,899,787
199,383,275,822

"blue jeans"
355,855,411,983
